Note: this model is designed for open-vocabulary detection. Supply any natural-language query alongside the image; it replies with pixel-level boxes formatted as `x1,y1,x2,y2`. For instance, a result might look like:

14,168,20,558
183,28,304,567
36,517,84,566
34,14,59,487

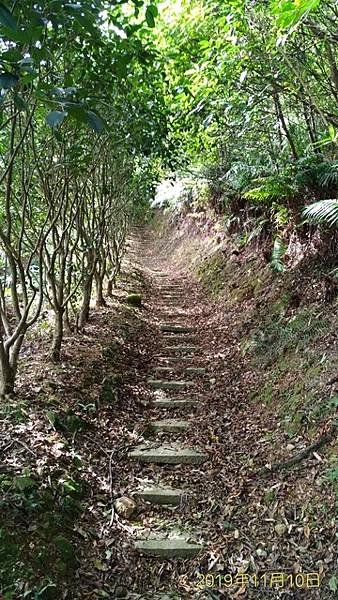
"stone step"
148,379,194,391
163,335,197,344
156,356,194,363
154,366,176,374
135,486,187,506
129,444,207,464
152,398,198,409
163,345,199,354
160,324,193,334
186,367,206,375
150,418,189,433
160,313,189,318
161,294,182,299
135,538,201,559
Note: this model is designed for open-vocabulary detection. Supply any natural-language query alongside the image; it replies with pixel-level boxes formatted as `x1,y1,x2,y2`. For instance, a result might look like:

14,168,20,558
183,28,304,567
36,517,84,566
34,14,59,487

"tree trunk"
63,307,72,335
95,272,106,307
51,308,64,361
0,357,16,397
78,274,93,329
273,88,299,160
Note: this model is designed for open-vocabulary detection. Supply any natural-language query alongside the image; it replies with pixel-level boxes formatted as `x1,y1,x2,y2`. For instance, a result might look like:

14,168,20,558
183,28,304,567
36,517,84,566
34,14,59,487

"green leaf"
0,3,18,31
0,72,18,89
329,576,338,592
1,48,22,63
145,4,157,28
14,475,35,492
13,93,27,111
271,236,286,273
46,110,67,128
303,199,338,226
85,110,104,133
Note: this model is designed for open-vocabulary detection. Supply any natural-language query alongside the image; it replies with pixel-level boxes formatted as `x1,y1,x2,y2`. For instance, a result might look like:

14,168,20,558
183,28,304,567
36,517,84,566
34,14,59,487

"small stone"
209,378,216,385
274,523,287,536
127,293,142,307
114,496,136,519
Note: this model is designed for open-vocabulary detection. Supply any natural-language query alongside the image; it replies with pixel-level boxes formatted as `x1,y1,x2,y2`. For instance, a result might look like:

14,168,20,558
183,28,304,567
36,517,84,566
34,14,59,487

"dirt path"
110,226,335,599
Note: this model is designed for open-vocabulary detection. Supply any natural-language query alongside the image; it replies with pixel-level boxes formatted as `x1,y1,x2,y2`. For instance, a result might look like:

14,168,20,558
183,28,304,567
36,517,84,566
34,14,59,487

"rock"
114,496,136,519
127,293,142,307
274,523,287,536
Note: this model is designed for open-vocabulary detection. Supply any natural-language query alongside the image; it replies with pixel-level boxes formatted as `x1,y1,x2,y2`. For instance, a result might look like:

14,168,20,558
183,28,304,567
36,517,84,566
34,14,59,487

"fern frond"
244,176,296,203
303,199,338,226
271,236,286,273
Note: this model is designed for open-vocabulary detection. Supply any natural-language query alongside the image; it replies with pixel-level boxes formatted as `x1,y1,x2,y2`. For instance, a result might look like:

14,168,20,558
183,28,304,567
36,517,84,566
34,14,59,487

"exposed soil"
0,222,337,599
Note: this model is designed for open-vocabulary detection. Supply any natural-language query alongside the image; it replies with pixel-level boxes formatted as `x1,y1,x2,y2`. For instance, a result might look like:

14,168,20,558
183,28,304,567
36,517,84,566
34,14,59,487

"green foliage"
244,176,296,204
271,236,287,273
251,308,328,365
324,460,338,498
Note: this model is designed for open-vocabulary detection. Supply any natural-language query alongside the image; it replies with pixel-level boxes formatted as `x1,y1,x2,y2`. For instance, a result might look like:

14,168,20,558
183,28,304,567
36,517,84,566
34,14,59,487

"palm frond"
271,236,286,273
318,163,338,188
303,199,338,226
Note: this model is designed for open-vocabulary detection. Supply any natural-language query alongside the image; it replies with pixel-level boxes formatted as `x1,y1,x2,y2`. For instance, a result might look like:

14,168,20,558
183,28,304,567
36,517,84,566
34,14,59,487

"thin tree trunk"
63,307,72,334
0,354,16,397
51,308,64,361
273,88,299,160
78,274,93,329
95,272,106,307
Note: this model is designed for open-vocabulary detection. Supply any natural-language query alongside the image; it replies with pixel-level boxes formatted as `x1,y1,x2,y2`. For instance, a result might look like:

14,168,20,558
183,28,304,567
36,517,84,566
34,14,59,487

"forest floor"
0,218,337,599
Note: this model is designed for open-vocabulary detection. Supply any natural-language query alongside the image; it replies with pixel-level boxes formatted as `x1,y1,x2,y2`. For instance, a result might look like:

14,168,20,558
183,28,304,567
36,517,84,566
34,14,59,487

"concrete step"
148,379,194,391
150,418,189,433
163,335,197,344
163,345,199,354
156,356,194,363
135,538,202,559
129,444,207,464
152,398,198,409
136,485,187,506
186,367,206,375
160,324,193,334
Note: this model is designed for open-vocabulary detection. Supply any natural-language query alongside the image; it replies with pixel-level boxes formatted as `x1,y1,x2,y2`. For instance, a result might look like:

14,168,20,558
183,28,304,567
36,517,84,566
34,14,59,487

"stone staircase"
128,269,208,559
